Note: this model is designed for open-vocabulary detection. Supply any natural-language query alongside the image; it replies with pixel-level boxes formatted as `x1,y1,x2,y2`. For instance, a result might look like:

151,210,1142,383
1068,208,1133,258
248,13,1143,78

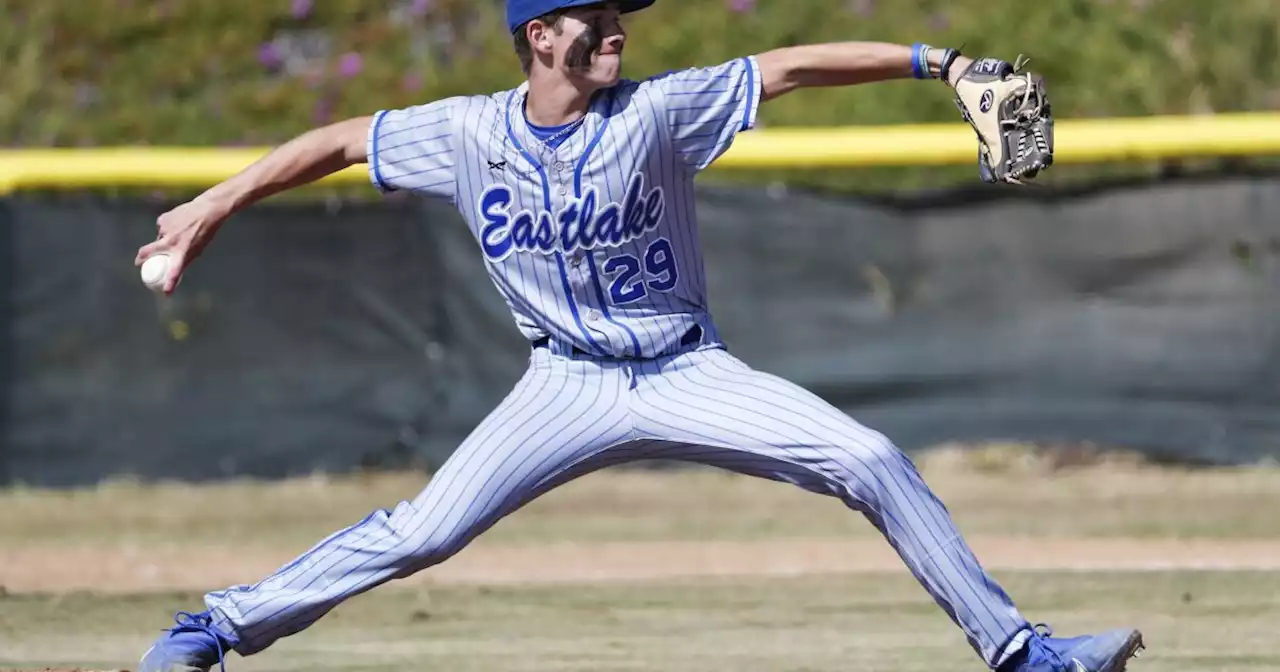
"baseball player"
136,2,1134,671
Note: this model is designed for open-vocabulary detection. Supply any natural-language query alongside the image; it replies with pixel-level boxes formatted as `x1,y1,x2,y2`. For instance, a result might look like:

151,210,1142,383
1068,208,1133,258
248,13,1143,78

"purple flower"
338,52,363,78
291,0,312,19
402,72,424,93
726,0,754,11
258,41,282,69
313,97,334,123
411,0,432,16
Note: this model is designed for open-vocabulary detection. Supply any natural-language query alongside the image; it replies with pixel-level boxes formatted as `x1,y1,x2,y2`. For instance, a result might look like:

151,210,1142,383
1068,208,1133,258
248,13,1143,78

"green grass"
4,0,1279,193
3,571,1279,671
3,449,1278,670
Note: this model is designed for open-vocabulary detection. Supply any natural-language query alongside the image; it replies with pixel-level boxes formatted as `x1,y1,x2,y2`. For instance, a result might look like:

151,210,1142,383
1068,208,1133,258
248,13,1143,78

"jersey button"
556,186,568,196
585,309,601,323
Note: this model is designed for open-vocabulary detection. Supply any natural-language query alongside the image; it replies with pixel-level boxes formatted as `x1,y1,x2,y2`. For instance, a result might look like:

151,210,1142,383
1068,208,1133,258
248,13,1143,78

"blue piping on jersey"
504,90,606,357
527,118,583,150
370,110,392,191
740,56,756,132
574,88,644,358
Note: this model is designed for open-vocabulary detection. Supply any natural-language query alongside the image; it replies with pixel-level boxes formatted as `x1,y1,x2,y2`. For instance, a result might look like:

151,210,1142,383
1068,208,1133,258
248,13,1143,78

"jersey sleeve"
650,56,764,172
367,97,460,200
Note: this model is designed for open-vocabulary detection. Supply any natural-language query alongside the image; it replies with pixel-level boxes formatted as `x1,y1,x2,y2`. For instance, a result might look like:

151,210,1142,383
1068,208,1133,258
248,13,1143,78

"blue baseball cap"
507,0,656,34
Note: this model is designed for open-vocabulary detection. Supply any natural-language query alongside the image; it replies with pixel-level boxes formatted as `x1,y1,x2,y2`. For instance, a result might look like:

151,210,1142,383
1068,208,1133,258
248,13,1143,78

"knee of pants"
829,431,915,499
383,505,477,571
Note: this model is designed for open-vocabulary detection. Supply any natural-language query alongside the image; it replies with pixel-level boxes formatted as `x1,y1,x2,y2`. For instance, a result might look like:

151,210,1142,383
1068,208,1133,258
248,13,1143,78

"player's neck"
524,72,599,127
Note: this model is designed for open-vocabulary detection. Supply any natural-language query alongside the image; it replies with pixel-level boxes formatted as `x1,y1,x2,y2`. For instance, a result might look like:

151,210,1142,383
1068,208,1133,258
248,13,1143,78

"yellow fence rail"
1,112,1279,193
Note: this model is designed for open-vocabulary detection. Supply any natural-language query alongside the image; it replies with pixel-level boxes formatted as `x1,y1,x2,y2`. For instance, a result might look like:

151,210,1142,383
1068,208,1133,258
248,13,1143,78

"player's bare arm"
755,41,974,101
135,115,372,294
755,41,1054,184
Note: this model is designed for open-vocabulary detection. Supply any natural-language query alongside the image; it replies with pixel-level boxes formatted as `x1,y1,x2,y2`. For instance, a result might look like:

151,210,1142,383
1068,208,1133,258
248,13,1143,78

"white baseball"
140,253,172,292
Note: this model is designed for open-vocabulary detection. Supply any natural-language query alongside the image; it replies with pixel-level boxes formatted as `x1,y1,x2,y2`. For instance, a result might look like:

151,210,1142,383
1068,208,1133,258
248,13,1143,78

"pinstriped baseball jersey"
367,56,763,358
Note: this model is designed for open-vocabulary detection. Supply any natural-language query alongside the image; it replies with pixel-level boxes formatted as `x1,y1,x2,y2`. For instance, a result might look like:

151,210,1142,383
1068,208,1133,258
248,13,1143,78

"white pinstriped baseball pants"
205,345,1032,667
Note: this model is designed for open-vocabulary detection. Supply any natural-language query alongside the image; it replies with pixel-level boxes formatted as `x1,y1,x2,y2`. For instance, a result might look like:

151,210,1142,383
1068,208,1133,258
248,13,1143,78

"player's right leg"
630,347,1143,672
138,347,635,672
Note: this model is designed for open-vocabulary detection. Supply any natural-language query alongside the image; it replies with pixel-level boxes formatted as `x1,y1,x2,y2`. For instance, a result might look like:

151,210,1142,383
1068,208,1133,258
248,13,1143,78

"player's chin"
591,54,622,84
574,70,620,89
567,56,620,88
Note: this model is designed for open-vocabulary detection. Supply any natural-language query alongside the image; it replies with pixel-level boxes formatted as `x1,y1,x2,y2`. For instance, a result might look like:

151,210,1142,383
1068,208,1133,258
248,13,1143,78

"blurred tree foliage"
3,0,1279,194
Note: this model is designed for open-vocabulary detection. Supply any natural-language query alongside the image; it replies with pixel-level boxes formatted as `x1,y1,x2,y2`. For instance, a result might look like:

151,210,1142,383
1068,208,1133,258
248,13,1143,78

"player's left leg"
630,347,1143,672
136,348,648,671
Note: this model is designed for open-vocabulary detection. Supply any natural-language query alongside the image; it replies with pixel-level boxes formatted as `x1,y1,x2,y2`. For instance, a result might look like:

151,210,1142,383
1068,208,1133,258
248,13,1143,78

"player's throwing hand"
134,197,229,295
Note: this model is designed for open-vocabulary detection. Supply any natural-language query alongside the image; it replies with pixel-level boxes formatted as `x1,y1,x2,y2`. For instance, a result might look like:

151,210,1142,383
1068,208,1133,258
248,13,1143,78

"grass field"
3,445,1280,671
6,571,1280,672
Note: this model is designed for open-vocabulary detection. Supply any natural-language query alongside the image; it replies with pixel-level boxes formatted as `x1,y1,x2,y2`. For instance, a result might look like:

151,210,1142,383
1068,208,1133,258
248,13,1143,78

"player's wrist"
191,189,239,221
942,53,972,87
910,44,967,85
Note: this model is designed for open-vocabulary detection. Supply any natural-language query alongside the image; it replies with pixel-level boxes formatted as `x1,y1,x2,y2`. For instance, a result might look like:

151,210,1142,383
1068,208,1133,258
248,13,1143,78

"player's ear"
527,18,556,56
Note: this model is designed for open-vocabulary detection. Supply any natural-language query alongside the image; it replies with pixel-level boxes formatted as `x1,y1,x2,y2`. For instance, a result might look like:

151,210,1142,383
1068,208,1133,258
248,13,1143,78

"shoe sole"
1098,630,1145,672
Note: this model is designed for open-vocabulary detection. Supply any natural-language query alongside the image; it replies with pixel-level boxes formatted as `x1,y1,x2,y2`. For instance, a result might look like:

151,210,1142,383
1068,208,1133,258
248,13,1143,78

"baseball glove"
948,56,1054,184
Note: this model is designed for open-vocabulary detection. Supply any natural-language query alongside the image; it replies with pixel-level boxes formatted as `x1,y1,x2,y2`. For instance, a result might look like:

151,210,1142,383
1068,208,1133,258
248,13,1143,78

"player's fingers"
135,238,171,266
161,251,187,296
156,209,178,231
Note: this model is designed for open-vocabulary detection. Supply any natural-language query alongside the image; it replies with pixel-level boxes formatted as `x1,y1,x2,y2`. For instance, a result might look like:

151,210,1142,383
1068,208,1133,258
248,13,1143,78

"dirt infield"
5,536,1280,595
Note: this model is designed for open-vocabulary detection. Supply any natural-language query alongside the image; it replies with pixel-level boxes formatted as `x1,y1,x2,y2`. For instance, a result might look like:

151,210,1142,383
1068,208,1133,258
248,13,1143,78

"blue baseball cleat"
138,611,238,672
999,625,1145,672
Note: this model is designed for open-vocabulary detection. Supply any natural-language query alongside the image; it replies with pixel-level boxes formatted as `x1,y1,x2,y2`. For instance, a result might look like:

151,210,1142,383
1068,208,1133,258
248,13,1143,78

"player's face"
556,4,626,87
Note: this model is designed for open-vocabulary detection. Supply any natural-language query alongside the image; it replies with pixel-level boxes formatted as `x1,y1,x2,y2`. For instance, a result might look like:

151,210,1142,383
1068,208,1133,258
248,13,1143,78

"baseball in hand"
140,253,172,292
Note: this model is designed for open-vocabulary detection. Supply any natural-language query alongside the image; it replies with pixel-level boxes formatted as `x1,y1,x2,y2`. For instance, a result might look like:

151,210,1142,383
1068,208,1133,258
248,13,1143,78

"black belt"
533,325,703,357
